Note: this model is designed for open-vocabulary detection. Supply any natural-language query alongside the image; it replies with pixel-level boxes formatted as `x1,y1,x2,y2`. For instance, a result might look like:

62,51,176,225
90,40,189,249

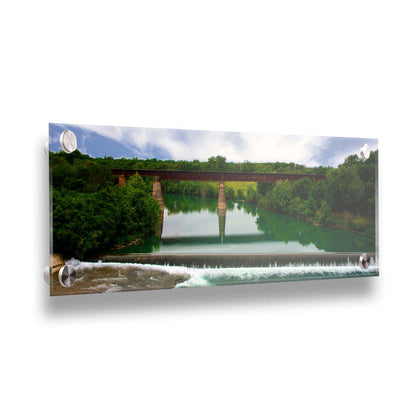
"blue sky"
49,123,378,167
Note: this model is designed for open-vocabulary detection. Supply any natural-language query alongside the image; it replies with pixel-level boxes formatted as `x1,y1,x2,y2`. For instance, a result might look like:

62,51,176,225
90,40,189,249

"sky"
49,123,378,168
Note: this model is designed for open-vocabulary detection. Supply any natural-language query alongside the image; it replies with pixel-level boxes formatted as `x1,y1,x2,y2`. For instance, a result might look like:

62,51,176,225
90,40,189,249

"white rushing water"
65,258,379,293
174,263,379,288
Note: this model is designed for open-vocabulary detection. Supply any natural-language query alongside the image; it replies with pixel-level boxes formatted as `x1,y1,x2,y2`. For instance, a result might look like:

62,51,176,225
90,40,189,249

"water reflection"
115,194,375,254
218,208,226,243
255,210,375,253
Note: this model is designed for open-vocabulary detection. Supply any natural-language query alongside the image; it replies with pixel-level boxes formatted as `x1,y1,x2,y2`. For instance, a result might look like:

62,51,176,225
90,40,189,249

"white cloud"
239,133,327,166
77,123,332,166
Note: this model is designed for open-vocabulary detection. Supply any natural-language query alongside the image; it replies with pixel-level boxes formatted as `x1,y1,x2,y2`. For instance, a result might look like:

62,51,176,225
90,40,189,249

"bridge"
111,168,325,237
111,169,325,183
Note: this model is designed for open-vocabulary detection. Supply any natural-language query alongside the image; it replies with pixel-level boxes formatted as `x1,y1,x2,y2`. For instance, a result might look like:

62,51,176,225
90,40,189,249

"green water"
116,194,375,255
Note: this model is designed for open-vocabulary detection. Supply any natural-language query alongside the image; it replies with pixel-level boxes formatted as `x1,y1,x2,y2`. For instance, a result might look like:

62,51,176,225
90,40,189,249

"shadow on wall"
42,275,378,317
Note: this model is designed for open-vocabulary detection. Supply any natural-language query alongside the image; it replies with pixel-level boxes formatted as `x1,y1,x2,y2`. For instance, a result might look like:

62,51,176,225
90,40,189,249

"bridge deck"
111,169,325,182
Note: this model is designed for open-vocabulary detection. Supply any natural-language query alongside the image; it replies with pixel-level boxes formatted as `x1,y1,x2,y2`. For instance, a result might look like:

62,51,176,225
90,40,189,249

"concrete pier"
152,176,164,236
218,181,226,210
118,174,126,186
152,176,164,211
218,209,226,243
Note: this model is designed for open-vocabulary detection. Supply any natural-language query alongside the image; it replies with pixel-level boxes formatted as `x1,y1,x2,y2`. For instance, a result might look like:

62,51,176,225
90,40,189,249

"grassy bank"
206,181,257,197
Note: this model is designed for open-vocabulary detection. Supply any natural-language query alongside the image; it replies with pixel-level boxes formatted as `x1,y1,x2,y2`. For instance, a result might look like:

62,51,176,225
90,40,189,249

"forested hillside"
251,151,377,235
50,149,377,260
50,151,160,259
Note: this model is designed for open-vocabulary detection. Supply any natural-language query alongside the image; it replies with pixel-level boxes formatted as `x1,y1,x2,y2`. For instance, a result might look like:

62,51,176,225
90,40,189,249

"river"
117,194,376,255
51,194,378,295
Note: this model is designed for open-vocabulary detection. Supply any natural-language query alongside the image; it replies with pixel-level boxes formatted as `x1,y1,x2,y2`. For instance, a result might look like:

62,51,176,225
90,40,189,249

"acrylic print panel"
48,124,379,296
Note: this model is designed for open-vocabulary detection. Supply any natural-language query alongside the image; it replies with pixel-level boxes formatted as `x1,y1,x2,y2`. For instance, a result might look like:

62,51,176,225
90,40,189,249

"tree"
257,182,274,195
241,160,255,172
51,153,161,260
326,165,364,214
207,155,227,171
292,177,312,200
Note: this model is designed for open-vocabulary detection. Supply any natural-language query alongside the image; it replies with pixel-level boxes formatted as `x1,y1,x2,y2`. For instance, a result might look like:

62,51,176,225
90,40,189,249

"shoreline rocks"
50,263,191,296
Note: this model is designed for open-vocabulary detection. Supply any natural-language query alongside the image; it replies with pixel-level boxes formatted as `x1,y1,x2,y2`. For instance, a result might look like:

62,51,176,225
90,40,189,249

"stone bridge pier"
218,208,226,244
152,176,164,236
118,174,126,186
218,181,226,210
152,176,164,211
218,181,226,243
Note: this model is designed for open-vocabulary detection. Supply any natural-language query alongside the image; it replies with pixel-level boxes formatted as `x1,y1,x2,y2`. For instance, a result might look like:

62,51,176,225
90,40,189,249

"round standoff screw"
60,130,77,153
58,265,77,287
360,143,370,160
359,252,370,269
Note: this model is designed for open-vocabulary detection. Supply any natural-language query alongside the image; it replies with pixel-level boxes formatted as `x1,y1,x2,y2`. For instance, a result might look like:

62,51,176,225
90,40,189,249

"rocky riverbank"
50,261,191,296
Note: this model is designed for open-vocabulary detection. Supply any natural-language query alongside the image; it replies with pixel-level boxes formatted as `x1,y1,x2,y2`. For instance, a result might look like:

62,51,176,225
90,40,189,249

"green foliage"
162,180,202,196
51,152,160,260
51,148,378,256
207,155,227,171
292,178,312,200
53,189,120,259
205,183,217,198
316,201,332,224
122,174,161,236
260,181,292,212
255,151,378,235
326,165,364,214
105,153,330,175
225,187,235,199
257,182,274,196
246,185,259,204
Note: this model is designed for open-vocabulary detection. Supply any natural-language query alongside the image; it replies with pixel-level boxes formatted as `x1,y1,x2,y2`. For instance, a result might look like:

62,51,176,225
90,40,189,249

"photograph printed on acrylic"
49,124,378,295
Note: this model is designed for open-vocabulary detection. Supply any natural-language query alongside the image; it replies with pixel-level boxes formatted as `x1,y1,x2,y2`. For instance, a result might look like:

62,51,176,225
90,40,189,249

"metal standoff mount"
360,143,370,160
60,130,77,153
359,252,370,269
43,266,50,285
58,265,77,288
44,138,49,155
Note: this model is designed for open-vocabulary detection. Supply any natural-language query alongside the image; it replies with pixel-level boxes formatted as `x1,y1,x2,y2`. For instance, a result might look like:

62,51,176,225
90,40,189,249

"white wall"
1,1,415,415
